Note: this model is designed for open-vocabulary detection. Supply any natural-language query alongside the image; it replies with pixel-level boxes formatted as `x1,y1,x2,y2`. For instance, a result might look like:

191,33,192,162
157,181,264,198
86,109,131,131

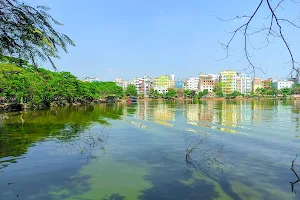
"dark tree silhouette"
219,0,300,76
0,0,75,69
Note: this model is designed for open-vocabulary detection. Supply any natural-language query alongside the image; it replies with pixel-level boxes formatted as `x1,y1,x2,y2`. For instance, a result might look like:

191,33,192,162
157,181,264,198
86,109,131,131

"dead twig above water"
185,134,208,161
184,132,229,174
58,126,107,161
290,154,300,196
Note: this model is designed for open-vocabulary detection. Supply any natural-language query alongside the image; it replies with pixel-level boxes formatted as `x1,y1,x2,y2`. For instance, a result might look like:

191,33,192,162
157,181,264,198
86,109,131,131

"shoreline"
1,96,298,112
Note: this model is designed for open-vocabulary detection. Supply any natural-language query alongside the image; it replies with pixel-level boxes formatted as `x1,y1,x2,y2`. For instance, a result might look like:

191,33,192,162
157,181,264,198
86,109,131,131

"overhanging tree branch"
0,0,75,69
218,0,300,76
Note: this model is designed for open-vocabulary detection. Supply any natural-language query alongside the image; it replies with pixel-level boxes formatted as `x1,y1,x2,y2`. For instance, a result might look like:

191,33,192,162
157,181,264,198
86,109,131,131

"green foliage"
292,84,300,94
198,89,209,98
150,88,160,99
213,82,223,97
0,104,124,161
255,84,279,97
0,62,123,106
0,0,75,69
184,89,196,98
226,91,241,99
280,88,291,98
175,89,184,98
125,84,138,97
165,88,176,99
184,89,192,98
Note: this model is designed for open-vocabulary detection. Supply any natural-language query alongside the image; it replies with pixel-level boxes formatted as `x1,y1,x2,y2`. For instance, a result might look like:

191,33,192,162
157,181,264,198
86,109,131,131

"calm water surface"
0,100,300,200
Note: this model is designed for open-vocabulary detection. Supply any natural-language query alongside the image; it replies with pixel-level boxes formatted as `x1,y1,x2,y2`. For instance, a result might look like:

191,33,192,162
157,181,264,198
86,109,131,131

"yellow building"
155,75,170,87
154,75,175,94
220,70,237,95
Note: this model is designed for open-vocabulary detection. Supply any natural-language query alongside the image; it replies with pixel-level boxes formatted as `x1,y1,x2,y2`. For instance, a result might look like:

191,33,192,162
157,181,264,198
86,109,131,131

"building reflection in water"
152,103,175,126
126,100,296,133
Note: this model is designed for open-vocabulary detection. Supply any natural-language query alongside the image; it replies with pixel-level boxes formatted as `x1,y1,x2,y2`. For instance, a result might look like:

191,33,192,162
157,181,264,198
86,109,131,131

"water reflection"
127,100,299,135
0,104,124,170
1,100,300,199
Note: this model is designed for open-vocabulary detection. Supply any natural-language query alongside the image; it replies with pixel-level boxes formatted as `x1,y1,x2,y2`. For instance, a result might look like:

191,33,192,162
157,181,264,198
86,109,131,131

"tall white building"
273,80,294,90
185,77,200,91
236,73,252,94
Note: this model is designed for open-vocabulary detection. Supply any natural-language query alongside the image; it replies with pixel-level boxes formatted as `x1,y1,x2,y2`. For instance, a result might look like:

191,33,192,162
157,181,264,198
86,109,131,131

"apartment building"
169,74,176,88
220,70,237,95
185,77,199,91
133,76,153,97
199,73,219,92
115,78,129,90
264,78,273,89
273,80,294,90
252,78,264,92
236,73,252,94
154,75,171,94
175,79,185,89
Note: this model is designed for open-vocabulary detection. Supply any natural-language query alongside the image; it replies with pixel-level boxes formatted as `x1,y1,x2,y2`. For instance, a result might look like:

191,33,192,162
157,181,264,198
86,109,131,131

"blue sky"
30,0,300,81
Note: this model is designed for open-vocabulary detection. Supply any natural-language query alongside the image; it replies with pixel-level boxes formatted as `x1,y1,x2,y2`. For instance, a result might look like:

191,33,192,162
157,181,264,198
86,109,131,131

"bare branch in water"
184,133,229,174
58,126,107,161
290,154,300,196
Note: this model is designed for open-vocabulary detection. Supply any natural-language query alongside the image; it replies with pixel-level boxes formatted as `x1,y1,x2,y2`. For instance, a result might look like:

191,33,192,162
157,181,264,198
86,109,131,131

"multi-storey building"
252,78,264,92
220,70,237,95
169,74,176,88
133,75,153,97
199,73,219,92
236,73,252,94
273,80,294,90
185,77,199,91
134,78,145,96
155,75,170,87
115,78,129,90
263,78,273,89
154,75,174,94
175,79,185,89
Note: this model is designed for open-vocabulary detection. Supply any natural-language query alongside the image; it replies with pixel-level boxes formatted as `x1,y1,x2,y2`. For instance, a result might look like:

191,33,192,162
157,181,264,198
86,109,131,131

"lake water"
0,100,300,200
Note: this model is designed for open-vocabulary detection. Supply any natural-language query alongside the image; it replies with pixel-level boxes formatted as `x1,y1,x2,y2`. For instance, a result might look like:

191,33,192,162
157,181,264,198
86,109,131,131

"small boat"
131,97,137,102
126,97,137,103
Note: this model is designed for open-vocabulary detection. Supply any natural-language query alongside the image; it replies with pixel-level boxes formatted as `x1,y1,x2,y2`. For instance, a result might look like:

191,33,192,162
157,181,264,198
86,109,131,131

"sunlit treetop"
0,0,75,69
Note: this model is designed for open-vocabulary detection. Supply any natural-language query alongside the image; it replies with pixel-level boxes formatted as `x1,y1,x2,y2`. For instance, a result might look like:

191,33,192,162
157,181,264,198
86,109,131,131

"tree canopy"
125,84,138,97
0,0,74,69
150,88,160,99
198,89,209,98
0,62,123,106
213,82,223,97
165,88,176,99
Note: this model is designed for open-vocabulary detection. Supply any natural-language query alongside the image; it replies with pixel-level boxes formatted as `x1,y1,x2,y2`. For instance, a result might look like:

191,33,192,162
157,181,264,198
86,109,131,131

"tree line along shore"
1,56,300,112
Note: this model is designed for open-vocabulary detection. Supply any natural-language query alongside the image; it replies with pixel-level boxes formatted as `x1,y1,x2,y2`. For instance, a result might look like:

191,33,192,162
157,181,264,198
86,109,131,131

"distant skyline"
28,0,300,81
